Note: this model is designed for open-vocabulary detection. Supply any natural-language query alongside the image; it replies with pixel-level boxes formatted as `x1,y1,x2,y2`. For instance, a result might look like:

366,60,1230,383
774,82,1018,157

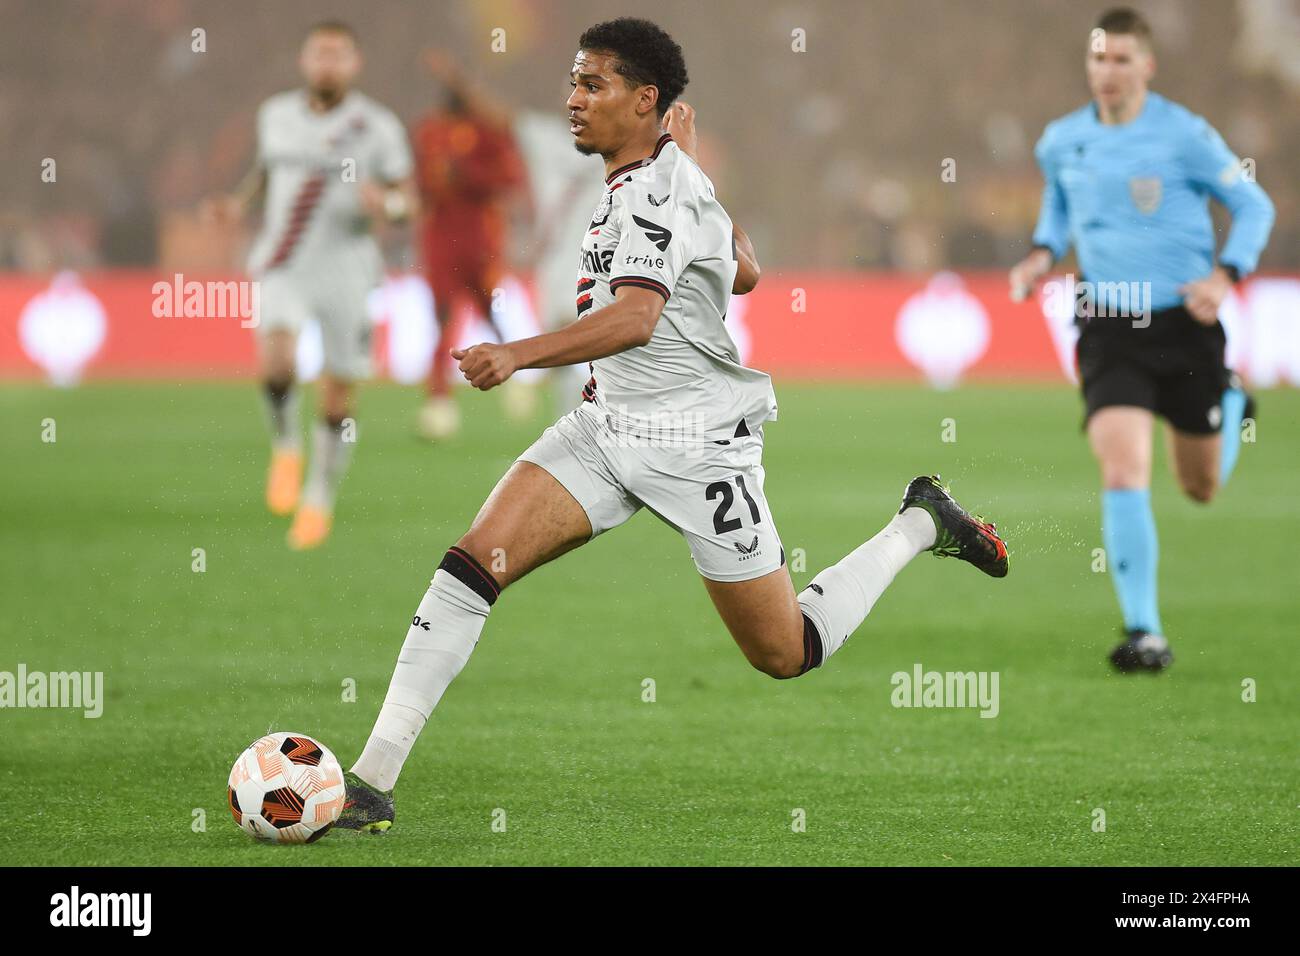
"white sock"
263,383,301,451
302,419,353,511
352,569,491,791
797,507,936,665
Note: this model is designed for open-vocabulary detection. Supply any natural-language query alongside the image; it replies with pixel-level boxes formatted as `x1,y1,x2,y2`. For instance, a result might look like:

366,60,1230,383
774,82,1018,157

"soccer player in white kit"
209,22,416,549
339,18,1009,830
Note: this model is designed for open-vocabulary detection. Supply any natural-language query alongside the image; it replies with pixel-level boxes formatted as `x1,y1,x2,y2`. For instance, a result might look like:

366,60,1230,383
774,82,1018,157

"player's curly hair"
578,18,689,118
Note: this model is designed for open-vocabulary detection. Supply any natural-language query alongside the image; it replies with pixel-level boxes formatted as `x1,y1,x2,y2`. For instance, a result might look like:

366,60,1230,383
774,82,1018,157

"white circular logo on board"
894,272,991,389
18,271,107,386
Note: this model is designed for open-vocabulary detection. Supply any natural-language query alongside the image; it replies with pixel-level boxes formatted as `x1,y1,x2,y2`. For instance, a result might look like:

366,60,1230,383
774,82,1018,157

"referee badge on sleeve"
1129,176,1162,214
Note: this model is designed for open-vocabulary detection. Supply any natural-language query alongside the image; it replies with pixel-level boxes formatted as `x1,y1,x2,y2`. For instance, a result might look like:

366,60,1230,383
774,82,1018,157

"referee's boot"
1109,629,1173,673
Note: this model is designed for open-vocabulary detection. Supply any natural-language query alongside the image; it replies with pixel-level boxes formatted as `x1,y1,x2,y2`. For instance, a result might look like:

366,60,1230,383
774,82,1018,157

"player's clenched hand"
358,181,390,221
1008,248,1052,302
451,343,517,390
662,102,699,162
1180,269,1233,325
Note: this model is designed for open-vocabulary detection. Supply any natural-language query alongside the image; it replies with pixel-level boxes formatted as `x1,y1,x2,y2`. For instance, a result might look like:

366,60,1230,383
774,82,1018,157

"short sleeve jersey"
576,134,777,440
249,89,413,275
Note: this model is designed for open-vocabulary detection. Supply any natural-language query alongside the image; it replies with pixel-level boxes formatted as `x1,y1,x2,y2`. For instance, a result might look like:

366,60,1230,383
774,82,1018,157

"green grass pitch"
1,381,1295,866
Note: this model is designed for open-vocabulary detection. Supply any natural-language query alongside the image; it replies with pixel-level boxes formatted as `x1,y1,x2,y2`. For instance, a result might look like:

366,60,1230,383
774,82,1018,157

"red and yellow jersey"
413,112,525,256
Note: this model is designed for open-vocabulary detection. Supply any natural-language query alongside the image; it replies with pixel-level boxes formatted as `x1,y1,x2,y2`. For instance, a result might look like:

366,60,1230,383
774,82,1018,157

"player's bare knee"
263,356,295,387
1180,475,1217,504
319,385,352,425
264,375,294,400
1101,468,1147,492
261,334,295,381
749,647,804,680
319,392,351,429
743,614,823,679
742,632,808,680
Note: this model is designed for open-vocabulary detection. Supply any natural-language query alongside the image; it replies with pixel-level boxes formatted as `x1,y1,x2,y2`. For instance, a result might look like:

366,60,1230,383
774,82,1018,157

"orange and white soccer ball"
227,732,346,843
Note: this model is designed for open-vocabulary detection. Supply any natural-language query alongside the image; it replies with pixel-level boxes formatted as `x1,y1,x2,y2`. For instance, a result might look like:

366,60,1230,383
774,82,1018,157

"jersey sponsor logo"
622,253,665,269
647,192,670,207
1128,176,1162,214
631,214,673,251
581,247,615,275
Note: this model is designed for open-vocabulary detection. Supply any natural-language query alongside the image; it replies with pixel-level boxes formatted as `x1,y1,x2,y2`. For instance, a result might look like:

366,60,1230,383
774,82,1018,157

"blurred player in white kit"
207,21,417,549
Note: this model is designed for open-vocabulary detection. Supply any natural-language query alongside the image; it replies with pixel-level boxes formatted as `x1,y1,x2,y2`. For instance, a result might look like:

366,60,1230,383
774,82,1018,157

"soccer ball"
227,732,345,843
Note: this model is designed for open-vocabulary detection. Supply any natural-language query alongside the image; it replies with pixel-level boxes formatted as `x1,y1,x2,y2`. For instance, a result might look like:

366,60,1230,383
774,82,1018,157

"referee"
1008,7,1275,672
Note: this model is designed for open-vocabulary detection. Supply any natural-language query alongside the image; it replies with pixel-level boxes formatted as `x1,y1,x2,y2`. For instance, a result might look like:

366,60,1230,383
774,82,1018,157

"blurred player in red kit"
414,52,530,439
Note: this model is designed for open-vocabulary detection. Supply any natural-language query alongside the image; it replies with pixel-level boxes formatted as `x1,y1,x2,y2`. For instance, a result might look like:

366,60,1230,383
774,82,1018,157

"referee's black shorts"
1075,305,1229,435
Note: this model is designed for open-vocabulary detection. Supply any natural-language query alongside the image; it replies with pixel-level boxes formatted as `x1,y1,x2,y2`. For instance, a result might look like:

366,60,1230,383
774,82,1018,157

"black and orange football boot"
900,475,1009,578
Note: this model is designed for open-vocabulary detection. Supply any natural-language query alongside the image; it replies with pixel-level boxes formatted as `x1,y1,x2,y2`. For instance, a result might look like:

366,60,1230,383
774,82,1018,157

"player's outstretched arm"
1008,246,1053,302
1011,130,1071,302
200,166,267,227
1177,118,1276,324
451,285,665,390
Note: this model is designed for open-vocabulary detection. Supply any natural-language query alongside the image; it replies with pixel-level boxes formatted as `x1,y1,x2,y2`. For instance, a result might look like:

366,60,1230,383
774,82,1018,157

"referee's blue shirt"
1032,91,1275,312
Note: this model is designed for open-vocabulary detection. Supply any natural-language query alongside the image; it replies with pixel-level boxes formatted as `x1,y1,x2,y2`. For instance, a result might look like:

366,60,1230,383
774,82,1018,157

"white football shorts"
517,403,786,583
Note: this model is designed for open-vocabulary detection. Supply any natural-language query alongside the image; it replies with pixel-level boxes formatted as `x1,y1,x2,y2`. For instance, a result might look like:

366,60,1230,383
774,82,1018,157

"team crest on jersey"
1129,176,1162,214
589,191,613,229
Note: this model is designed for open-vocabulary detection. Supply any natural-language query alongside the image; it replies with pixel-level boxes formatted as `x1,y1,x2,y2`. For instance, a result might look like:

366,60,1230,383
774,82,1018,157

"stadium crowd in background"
4,0,1297,276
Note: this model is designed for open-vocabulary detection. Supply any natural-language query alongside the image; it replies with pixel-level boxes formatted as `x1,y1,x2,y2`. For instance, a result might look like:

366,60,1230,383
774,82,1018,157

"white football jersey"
576,134,777,441
248,90,413,276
